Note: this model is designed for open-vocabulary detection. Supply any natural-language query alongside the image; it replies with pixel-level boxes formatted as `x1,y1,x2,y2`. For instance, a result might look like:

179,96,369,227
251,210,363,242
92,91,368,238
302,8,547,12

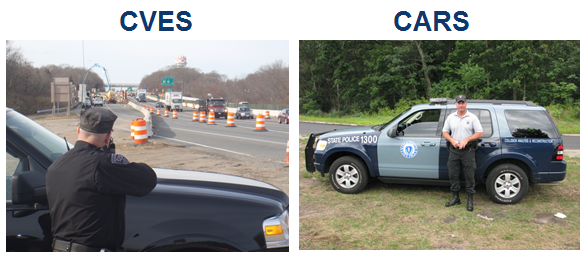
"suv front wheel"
329,156,369,194
486,163,529,204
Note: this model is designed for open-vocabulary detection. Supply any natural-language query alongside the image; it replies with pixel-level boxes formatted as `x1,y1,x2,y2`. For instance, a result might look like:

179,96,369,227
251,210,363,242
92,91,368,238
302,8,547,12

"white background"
2,0,585,251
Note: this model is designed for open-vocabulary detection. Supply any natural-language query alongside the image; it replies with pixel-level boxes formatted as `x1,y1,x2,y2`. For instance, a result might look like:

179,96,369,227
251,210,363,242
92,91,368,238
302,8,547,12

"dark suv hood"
152,168,288,208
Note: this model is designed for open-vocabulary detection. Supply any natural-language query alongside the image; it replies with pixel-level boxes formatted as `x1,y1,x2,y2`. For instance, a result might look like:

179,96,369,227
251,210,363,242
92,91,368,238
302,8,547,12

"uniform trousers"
447,144,476,194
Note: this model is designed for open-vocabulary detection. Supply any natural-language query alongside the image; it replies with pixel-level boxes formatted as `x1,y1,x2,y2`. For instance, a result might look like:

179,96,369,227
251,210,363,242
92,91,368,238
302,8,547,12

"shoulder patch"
111,154,130,165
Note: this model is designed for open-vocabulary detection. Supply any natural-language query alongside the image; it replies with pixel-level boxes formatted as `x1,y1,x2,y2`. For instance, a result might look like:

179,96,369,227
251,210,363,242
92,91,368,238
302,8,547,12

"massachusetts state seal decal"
400,141,418,159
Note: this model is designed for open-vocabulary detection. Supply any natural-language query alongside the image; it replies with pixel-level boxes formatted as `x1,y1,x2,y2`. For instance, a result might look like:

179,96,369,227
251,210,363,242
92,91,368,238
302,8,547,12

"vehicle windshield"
210,100,226,106
6,109,73,162
373,107,411,131
172,99,182,103
239,107,250,111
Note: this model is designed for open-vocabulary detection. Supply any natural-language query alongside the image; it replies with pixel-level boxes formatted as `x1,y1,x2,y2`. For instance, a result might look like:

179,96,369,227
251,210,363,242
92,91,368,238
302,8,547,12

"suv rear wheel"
329,156,369,194
486,163,529,204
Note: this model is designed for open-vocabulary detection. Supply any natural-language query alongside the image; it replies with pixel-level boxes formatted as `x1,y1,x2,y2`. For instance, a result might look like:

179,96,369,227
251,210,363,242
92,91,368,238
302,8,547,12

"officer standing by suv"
46,108,157,251
442,95,483,212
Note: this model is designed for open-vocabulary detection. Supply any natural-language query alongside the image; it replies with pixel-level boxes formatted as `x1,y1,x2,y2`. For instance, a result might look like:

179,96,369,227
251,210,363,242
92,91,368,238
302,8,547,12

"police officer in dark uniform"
442,95,483,212
46,108,157,251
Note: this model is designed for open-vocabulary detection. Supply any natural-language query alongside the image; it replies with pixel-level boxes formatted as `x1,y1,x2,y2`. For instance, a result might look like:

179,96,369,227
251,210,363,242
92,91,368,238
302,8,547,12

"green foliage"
300,40,580,117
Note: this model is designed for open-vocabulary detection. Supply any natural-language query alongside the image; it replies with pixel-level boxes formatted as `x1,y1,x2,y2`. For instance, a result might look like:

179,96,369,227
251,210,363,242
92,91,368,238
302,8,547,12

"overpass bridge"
109,83,140,91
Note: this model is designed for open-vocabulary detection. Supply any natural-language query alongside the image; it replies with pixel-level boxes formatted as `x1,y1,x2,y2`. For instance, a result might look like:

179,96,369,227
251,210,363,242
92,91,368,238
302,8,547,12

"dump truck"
106,90,117,104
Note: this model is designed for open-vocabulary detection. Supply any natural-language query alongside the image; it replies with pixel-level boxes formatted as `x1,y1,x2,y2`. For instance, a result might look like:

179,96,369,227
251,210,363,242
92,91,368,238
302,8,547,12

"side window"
397,109,441,137
6,149,25,203
504,110,557,138
448,109,493,138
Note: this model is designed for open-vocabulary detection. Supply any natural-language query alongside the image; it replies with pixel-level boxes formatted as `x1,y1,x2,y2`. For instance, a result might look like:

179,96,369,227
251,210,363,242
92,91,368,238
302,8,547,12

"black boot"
467,194,474,212
445,191,461,207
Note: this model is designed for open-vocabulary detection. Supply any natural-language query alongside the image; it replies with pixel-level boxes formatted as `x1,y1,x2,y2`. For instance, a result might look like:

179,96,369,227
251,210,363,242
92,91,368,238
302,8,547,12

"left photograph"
6,40,290,252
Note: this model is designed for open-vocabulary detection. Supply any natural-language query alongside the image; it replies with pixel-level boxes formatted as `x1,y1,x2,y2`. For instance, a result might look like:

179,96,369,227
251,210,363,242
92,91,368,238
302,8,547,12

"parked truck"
205,94,228,119
165,91,183,112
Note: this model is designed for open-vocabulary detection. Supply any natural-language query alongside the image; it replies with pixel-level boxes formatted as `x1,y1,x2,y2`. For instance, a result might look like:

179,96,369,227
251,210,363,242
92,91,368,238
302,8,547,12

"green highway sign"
161,76,174,86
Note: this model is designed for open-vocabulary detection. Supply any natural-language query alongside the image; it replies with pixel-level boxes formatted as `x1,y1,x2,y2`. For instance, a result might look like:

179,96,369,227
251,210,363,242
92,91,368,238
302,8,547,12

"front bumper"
305,133,317,173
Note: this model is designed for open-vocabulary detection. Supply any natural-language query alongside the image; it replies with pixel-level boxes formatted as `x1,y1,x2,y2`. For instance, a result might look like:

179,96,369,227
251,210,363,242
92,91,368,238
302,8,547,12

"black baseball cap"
80,108,117,133
456,94,467,102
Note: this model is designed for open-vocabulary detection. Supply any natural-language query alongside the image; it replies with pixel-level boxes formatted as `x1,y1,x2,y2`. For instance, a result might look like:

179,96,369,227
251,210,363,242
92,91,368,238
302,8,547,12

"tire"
329,156,369,194
486,163,529,204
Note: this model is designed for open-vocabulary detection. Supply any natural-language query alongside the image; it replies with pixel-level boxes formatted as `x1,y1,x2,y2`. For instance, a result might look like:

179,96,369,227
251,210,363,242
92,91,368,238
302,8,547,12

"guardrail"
146,95,288,112
37,103,80,113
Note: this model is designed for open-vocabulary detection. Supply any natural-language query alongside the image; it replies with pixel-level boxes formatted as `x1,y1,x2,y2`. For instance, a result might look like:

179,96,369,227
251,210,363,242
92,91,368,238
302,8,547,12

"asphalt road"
300,121,580,150
117,99,290,162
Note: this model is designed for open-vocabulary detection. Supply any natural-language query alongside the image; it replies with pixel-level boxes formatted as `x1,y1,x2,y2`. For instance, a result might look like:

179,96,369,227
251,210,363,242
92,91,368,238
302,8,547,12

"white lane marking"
169,114,289,134
158,126,286,146
153,135,253,157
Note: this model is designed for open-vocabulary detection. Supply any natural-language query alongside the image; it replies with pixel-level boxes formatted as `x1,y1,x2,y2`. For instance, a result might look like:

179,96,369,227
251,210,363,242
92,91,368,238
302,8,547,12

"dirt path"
34,115,289,195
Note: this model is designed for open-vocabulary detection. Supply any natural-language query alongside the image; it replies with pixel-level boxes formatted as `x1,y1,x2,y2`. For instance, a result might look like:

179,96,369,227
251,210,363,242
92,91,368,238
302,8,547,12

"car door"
438,107,500,181
378,108,443,179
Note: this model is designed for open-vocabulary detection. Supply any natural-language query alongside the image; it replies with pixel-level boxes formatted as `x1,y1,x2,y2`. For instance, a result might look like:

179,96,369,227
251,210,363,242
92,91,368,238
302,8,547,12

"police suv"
305,99,567,204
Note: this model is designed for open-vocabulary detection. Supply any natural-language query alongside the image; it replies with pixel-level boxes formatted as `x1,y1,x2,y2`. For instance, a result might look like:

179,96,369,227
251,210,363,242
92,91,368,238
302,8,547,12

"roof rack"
429,99,536,106
462,100,536,106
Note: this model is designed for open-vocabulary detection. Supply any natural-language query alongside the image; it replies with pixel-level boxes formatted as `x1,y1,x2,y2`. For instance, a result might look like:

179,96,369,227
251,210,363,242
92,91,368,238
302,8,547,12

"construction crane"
82,63,112,91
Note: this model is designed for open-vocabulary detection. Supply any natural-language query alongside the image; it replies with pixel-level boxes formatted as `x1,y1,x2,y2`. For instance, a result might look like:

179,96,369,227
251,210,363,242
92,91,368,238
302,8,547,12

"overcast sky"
10,40,289,84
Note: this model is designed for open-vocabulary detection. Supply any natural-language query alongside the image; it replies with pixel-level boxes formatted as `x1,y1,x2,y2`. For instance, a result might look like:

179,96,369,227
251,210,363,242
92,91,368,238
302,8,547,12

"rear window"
504,110,558,138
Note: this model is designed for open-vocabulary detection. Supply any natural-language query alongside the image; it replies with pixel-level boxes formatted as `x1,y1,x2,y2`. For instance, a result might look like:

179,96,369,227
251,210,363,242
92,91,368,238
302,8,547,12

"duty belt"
52,238,105,252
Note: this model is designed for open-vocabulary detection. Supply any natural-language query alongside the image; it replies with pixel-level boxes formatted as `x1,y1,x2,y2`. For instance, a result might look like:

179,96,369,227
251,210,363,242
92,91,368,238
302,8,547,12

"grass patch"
299,137,580,250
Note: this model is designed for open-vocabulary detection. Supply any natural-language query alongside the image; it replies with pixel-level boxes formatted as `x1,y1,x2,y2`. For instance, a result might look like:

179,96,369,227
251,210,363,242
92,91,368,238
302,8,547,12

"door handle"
421,142,436,147
480,142,496,147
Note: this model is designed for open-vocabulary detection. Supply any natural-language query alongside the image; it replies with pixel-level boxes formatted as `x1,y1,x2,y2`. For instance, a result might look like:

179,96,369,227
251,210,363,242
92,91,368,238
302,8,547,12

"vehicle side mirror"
12,171,47,205
389,125,397,138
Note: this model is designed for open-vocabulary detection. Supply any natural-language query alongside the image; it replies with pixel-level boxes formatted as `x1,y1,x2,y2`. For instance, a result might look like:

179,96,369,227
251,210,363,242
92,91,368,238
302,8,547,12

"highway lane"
300,121,579,150
105,101,289,162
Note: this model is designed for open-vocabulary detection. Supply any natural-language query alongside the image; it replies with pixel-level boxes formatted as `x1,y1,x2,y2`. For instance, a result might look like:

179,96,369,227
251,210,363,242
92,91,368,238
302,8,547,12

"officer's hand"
458,141,467,150
452,140,460,149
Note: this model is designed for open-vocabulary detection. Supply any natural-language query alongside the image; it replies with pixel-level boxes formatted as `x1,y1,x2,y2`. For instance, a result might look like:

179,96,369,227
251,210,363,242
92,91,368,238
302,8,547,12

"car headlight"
263,207,289,249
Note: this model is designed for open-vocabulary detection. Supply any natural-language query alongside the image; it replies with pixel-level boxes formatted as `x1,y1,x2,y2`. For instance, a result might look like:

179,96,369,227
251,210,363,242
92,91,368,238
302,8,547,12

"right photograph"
299,40,580,250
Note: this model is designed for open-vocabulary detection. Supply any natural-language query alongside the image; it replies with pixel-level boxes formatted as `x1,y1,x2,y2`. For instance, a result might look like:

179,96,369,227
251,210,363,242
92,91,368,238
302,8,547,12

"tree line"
6,41,106,114
139,59,288,105
299,40,580,115
6,41,289,115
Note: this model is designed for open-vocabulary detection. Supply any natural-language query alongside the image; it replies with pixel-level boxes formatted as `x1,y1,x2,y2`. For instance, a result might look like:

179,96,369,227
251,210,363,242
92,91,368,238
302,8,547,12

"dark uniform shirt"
46,141,157,250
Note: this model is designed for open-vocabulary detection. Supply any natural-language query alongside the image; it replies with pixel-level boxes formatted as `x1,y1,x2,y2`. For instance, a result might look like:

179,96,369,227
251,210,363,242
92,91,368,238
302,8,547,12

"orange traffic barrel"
130,119,136,139
192,111,199,121
133,118,148,144
199,111,206,123
265,110,271,119
226,112,236,127
254,114,268,132
285,138,289,163
172,110,178,119
150,107,153,114
192,104,196,109
157,108,161,116
164,109,169,117
208,111,216,125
